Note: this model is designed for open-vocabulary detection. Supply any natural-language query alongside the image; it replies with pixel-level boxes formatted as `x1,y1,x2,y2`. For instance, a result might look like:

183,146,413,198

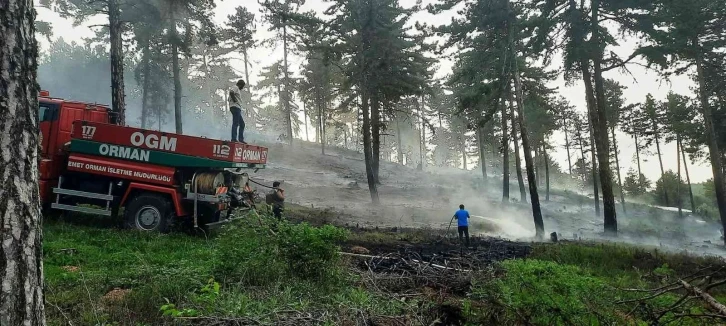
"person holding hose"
451,204,470,247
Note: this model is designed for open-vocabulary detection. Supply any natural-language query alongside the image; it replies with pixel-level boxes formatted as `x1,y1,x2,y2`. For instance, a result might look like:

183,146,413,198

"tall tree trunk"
612,126,626,213
140,40,151,129
461,131,467,170
344,127,348,150
477,126,488,180
591,0,617,235
242,48,255,132
543,143,550,202
501,101,510,201
634,133,642,177
319,96,325,155
361,91,380,204
513,76,544,238
578,133,587,180
303,101,309,141
109,0,125,126
170,7,183,134
508,9,544,237
681,138,696,212
654,121,668,205
585,83,600,217
371,96,381,183
677,133,683,218
396,117,403,164
282,25,293,144
0,0,46,323
419,95,426,170
533,147,540,187
563,116,573,175
510,95,527,202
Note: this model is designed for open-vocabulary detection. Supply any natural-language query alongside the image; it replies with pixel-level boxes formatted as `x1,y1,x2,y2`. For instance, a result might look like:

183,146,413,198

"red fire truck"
38,91,268,232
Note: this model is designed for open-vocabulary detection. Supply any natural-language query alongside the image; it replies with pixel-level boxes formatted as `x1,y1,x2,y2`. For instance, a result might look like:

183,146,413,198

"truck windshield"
39,104,58,122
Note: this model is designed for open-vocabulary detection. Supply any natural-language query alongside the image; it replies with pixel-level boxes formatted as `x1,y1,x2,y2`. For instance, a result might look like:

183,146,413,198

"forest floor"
43,209,726,325
252,138,725,256
43,139,726,325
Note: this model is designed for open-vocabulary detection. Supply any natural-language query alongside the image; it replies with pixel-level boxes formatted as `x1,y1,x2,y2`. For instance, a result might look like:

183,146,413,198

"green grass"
42,213,420,325
43,212,726,326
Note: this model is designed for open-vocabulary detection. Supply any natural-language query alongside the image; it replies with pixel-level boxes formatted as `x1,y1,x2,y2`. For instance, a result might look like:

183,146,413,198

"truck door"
38,102,59,158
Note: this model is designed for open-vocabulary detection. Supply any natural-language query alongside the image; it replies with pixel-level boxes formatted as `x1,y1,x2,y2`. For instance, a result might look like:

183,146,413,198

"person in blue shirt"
452,204,470,247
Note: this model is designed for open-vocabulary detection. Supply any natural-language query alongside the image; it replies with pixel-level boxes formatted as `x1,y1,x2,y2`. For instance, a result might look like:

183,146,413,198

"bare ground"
251,139,726,256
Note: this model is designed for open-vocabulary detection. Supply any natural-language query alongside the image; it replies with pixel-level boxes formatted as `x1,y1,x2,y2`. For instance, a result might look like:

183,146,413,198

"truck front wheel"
124,194,172,233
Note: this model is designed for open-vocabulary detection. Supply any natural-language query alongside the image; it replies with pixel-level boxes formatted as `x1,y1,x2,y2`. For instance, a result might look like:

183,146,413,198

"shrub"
213,214,348,285
213,218,286,286
277,222,348,280
472,259,624,325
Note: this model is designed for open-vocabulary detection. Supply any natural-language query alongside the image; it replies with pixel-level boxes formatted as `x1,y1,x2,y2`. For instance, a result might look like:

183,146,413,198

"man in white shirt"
229,79,246,143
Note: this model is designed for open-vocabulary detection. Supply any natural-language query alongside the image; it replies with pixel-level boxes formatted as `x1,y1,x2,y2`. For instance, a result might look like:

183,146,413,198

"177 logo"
81,126,96,139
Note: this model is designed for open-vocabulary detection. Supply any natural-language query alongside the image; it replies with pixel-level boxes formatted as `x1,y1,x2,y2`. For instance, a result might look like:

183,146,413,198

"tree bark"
679,280,726,316
109,0,125,126
587,115,600,216
563,115,573,175
477,126,488,180
461,130,467,170
654,119,668,205
591,0,617,235
508,16,545,238
242,49,256,132
319,93,325,155
419,95,426,170
0,0,46,323
371,96,381,183
634,133,642,177
170,7,183,134
694,42,726,234
396,117,403,164
612,126,626,213
282,25,293,144
513,75,544,238
534,146,541,187
677,133,683,218
500,100,509,201
140,39,151,129
362,91,380,204
510,96,526,202
543,143,550,202
578,130,588,184
303,101,309,141
681,138,696,212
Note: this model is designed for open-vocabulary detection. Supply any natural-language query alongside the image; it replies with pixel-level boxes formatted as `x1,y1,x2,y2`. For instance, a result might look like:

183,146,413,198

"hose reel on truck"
186,170,252,229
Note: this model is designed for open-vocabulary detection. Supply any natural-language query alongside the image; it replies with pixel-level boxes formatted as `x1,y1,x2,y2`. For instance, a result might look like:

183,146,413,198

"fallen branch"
410,258,471,273
339,252,396,260
680,279,726,316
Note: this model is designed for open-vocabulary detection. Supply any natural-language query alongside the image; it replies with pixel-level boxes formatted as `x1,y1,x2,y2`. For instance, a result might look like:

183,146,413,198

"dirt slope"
249,139,726,256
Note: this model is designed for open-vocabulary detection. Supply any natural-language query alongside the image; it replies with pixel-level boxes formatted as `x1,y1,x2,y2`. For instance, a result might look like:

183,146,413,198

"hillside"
250,138,725,256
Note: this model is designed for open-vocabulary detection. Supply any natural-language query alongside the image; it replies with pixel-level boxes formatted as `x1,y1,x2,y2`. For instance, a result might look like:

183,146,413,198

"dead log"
680,279,726,316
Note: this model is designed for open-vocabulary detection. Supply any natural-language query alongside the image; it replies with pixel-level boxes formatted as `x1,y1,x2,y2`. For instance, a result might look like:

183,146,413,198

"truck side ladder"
51,176,115,216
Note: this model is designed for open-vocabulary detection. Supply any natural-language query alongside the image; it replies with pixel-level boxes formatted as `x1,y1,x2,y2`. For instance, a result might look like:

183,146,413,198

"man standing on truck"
451,204,470,247
229,79,246,143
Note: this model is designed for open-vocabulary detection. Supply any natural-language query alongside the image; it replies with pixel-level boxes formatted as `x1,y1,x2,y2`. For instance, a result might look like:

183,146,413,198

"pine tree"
0,0,46,323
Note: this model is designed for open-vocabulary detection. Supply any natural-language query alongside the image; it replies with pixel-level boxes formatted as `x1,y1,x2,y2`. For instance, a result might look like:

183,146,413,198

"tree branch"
680,279,726,316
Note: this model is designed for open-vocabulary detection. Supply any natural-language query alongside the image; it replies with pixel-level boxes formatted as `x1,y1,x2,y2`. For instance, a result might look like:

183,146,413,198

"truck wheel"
124,194,172,233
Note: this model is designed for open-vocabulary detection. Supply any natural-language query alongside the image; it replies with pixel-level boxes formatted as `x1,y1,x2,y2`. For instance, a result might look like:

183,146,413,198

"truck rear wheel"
124,194,172,233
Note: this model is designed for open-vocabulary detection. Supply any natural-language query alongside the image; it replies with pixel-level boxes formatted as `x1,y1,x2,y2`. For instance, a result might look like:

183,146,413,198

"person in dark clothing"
268,181,285,219
229,79,246,143
452,204,470,247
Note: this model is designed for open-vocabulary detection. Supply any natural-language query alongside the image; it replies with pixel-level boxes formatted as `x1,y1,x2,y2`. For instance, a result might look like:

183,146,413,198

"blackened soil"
345,235,532,270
